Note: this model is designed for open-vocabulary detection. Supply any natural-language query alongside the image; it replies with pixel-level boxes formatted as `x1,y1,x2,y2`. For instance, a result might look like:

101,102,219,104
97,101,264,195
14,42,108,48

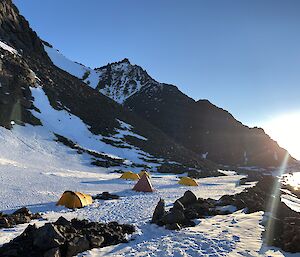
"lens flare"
265,151,290,245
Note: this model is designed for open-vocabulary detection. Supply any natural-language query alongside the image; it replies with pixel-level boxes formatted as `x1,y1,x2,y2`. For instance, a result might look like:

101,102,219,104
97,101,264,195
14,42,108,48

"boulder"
13,207,31,216
33,224,65,250
173,200,185,212
66,236,90,257
177,190,197,207
151,199,166,224
161,209,185,225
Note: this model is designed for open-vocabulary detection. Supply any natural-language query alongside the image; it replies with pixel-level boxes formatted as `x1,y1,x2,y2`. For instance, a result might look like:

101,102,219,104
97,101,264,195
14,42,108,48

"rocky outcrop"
0,216,135,257
152,177,300,253
92,192,120,200
0,0,49,60
0,207,42,229
151,191,225,230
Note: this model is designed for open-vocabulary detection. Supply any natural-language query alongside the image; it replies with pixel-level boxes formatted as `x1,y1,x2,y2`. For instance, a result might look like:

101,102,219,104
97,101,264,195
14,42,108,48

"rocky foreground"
152,175,300,253
0,207,43,229
0,216,135,257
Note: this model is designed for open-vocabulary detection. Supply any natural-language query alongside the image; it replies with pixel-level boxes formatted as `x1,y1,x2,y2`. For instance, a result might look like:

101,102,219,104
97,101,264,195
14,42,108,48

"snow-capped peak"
95,59,158,104
43,44,160,104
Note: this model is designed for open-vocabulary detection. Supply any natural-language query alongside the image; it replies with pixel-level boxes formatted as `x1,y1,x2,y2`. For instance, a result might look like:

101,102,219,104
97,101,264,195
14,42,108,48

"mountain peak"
120,58,130,64
95,60,157,104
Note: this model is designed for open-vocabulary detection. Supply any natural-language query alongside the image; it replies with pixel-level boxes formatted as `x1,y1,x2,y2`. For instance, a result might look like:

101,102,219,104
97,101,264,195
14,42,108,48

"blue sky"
13,0,300,127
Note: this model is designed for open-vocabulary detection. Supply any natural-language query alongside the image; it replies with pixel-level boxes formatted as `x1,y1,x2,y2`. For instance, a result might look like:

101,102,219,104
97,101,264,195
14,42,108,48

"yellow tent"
139,170,150,178
120,171,140,180
57,191,93,209
178,177,198,186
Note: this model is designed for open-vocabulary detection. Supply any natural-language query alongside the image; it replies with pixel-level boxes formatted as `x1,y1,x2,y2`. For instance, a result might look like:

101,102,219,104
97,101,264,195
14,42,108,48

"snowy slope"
29,85,159,167
44,45,100,88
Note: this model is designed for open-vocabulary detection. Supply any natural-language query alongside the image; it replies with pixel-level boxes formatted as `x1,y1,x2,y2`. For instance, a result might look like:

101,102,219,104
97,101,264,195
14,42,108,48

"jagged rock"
0,207,42,229
161,209,185,225
66,236,90,257
151,199,166,224
173,200,185,212
0,217,135,257
54,216,71,227
177,190,197,207
33,223,65,250
13,207,30,216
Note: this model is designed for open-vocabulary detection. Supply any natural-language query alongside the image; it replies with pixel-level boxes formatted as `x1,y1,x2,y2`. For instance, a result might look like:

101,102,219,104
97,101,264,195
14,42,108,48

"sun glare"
263,112,300,161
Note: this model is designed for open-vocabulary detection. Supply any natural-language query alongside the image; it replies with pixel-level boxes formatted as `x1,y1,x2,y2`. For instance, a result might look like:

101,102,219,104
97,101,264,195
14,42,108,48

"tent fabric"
133,173,154,192
57,191,93,209
139,170,150,178
178,177,198,186
120,171,140,180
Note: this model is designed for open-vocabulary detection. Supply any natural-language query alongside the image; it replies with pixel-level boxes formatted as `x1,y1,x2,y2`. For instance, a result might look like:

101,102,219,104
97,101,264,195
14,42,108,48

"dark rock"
165,223,181,230
13,207,31,216
33,223,65,250
173,200,185,212
89,235,104,248
178,190,197,207
161,209,185,225
92,192,120,200
54,216,71,227
66,236,90,257
121,224,135,234
0,217,135,257
151,199,166,224
44,247,61,257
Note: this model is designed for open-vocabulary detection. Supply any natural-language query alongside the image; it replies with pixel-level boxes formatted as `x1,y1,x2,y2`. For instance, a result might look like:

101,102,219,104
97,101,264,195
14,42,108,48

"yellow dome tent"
139,170,150,178
178,177,198,186
57,191,93,209
120,171,140,180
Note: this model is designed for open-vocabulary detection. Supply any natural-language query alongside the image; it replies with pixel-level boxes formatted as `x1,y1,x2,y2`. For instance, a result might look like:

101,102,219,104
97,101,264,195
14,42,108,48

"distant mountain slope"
0,0,218,177
43,42,292,167
4,0,292,168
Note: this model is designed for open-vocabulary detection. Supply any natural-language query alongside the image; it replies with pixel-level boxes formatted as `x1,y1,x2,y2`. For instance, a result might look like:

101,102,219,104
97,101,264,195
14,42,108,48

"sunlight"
265,151,290,245
262,112,300,161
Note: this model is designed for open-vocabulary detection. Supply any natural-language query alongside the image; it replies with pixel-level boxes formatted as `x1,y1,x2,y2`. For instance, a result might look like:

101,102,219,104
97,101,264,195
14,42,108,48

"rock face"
0,207,42,229
0,216,136,257
0,0,49,59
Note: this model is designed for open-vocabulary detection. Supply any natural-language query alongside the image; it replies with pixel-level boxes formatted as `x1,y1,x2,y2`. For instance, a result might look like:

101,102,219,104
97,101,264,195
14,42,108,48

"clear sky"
13,0,300,158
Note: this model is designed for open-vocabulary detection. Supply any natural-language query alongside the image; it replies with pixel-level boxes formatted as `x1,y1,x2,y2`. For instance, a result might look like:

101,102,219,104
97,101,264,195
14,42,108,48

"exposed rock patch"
0,216,135,257
0,207,43,229
92,192,120,200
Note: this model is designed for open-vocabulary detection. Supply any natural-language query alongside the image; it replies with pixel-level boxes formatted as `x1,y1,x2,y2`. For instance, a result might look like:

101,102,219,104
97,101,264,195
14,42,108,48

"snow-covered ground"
0,123,296,256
